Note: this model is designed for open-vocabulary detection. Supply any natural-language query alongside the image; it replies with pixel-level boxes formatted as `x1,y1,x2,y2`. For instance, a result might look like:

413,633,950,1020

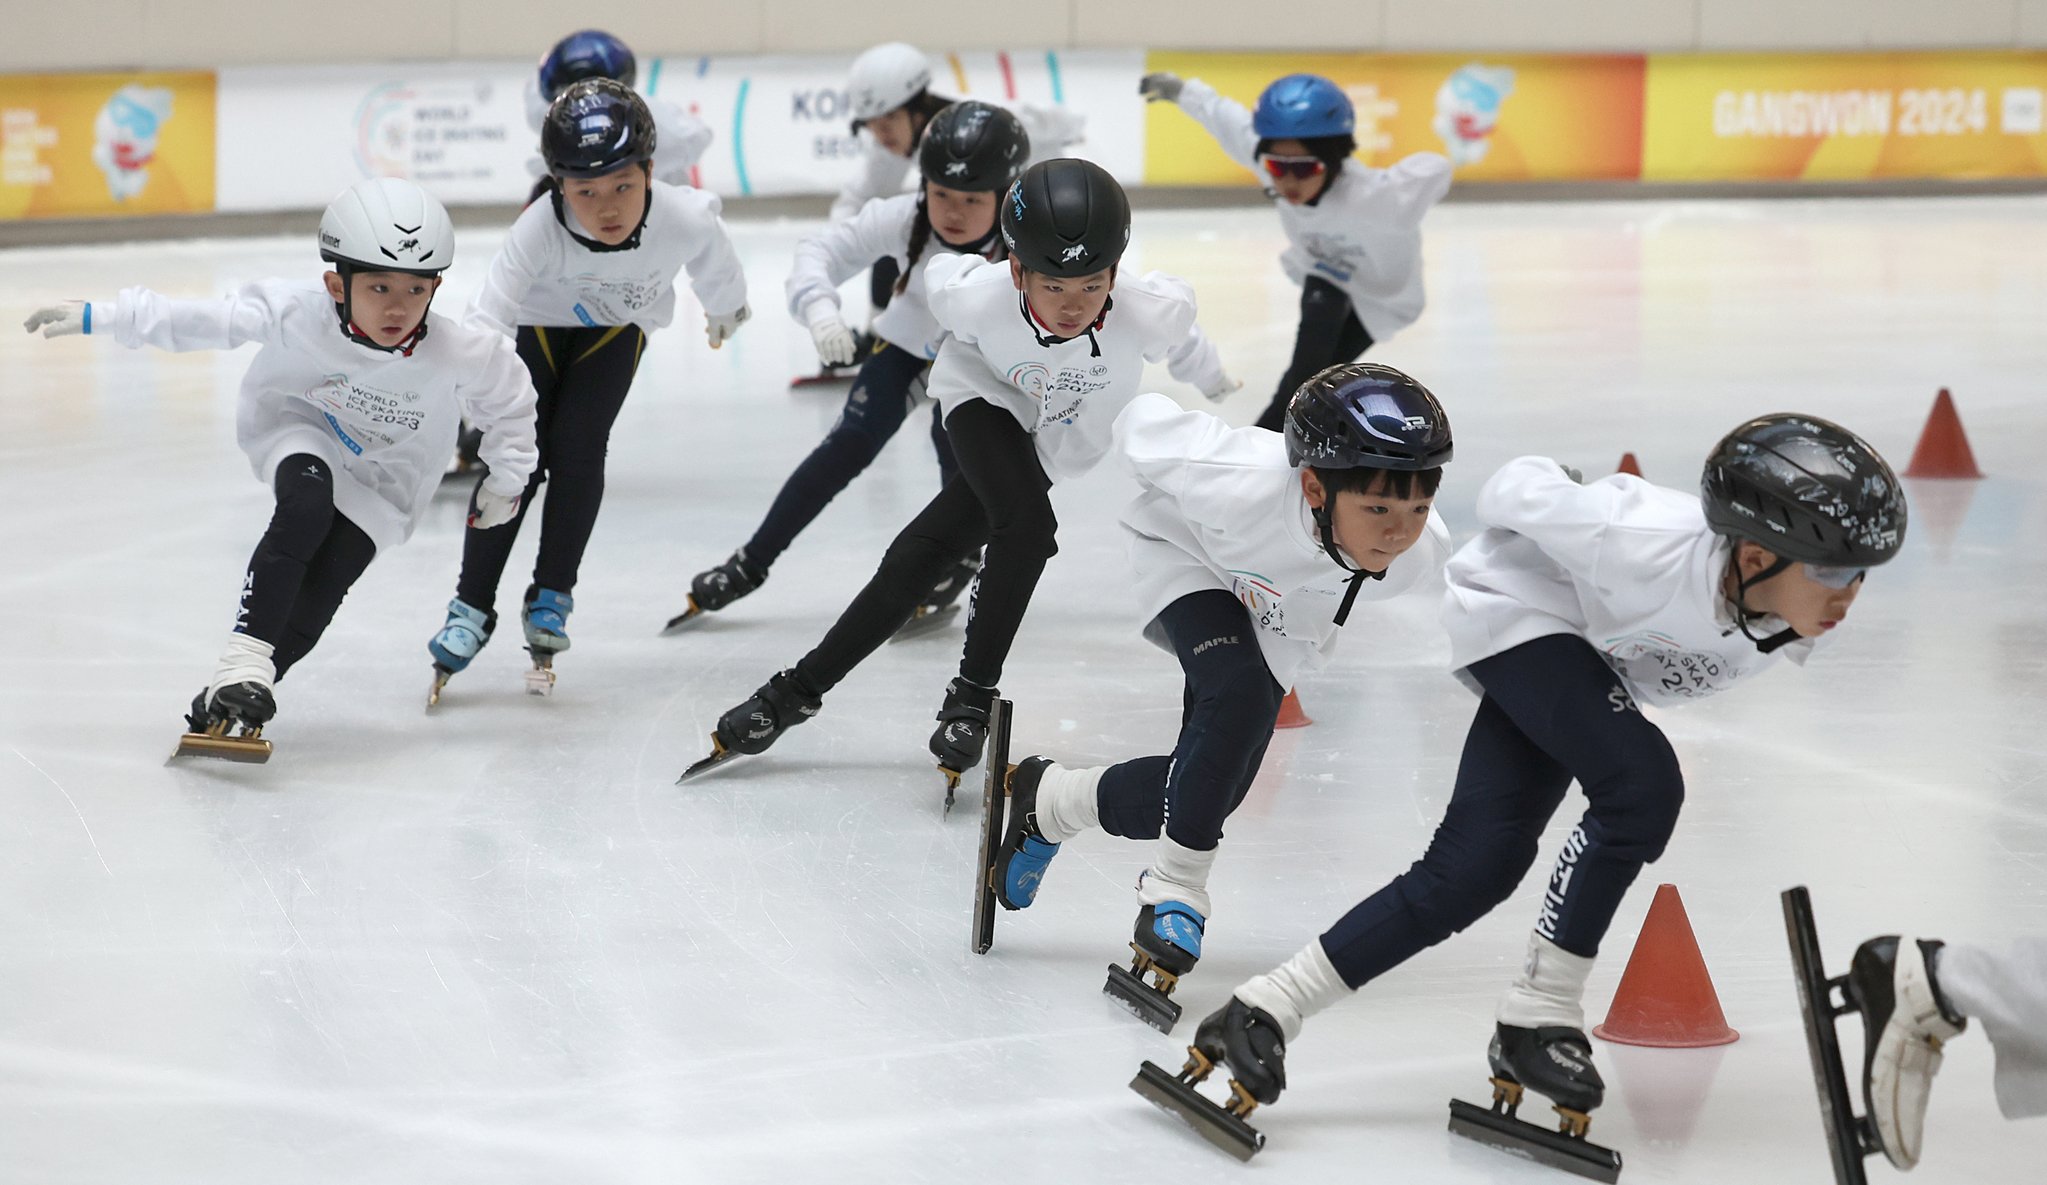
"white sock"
1233,939,1351,1043
209,632,276,700
1136,837,1217,918
1032,761,1106,843
1496,932,1596,1030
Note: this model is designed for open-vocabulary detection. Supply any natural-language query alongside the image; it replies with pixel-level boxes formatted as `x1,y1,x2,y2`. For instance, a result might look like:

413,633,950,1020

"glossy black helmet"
1701,413,1907,566
1285,362,1453,471
918,101,1029,193
541,78,656,179
999,158,1130,278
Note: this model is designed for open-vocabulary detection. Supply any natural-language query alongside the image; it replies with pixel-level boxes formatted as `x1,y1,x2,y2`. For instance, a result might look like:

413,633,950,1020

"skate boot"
929,676,996,808
521,585,571,696
993,757,1060,910
678,668,823,783
664,549,768,634
426,597,494,707
1106,898,1205,1032
892,553,980,641
1130,997,1286,1161
1848,936,1966,1170
174,633,278,763
1448,1023,1622,1182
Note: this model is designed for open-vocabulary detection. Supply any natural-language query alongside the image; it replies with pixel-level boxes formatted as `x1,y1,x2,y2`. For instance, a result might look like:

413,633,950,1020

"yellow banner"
1643,53,2047,181
1143,52,1644,185
0,72,216,220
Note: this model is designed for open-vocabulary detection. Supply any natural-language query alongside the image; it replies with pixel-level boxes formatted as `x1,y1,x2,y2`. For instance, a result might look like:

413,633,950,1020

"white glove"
468,481,523,530
809,314,860,368
24,301,91,338
1139,73,1185,105
706,304,750,349
1201,373,1244,403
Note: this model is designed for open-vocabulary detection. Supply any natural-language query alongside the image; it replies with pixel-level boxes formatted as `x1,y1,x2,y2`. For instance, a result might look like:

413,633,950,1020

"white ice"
1,196,2044,1184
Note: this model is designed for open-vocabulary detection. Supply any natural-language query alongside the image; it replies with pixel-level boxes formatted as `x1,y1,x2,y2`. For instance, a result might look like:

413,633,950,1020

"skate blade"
1782,885,1879,1184
970,698,1013,955
1447,1098,1622,1183
938,765,966,817
427,668,452,711
1104,962,1183,1033
170,731,273,764
524,667,556,696
1130,1060,1263,1161
677,736,739,785
661,598,707,635
889,602,960,643
789,369,854,389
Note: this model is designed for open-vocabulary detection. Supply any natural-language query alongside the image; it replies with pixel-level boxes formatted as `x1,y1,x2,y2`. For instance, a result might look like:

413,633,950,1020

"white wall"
8,0,2047,72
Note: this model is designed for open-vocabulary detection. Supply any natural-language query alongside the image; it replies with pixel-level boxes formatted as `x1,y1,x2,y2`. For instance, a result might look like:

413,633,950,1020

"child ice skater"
990,363,1452,1029
23,178,537,759
1141,70,1450,429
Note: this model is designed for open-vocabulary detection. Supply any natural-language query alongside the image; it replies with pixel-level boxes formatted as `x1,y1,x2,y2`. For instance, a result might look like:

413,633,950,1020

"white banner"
216,50,1145,213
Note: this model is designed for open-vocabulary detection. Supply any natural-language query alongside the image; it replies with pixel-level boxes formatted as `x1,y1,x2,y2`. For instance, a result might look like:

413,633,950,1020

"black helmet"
1701,413,1907,566
918,101,1029,193
1285,363,1453,471
1000,159,1130,278
542,78,656,179
538,30,636,101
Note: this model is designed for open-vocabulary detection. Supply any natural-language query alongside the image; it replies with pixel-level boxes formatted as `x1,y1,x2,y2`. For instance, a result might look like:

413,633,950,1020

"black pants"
744,342,957,568
1317,634,1687,989
457,324,646,609
1094,591,1286,850
794,398,1052,694
236,454,378,679
1255,276,1375,431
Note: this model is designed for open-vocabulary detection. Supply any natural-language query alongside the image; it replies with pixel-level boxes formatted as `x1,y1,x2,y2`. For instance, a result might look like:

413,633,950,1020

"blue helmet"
539,30,637,101
1253,74,1354,140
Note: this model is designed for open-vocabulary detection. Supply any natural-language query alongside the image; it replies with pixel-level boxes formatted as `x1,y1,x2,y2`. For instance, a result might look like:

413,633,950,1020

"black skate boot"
664,549,768,634
677,668,822,783
1130,997,1286,1161
929,676,996,810
1106,901,1205,1032
1448,1023,1621,1182
175,682,278,763
892,553,980,641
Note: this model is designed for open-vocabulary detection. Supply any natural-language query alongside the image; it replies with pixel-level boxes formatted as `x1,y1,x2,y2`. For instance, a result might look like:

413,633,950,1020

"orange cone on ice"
1274,689,1312,729
1592,883,1739,1048
1616,452,1643,477
1903,388,1982,479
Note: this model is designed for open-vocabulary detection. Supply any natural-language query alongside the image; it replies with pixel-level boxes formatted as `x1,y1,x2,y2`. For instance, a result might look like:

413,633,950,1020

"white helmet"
847,42,932,122
318,177,454,277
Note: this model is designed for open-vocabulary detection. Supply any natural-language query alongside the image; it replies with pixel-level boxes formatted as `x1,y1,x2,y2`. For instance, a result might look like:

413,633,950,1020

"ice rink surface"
1,196,2043,1183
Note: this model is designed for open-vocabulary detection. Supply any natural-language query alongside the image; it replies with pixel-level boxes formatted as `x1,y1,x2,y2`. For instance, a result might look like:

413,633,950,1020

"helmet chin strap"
1730,554,1801,654
331,264,431,356
1015,289,1109,357
1311,501,1384,626
549,178,651,252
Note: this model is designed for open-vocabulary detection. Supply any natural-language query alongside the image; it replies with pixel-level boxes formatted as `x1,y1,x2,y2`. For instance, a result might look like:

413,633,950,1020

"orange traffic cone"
1592,884,1739,1048
1904,388,1982,479
1616,452,1643,477
1274,689,1312,729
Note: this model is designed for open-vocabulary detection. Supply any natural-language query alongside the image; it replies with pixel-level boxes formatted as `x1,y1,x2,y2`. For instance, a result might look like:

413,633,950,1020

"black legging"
869,256,901,312
237,453,378,678
794,398,1052,694
457,324,646,609
1092,590,1286,850
1254,275,1375,431
743,342,957,569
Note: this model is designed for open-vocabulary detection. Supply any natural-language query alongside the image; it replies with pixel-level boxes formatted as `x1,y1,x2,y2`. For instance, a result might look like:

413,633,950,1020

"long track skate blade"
789,369,854,389
661,598,707,635
1447,1099,1622,1183
890,602,960,643
1130,1060,1263,1161
1104,963,1182,1033
1783,886,1875,1185
170,732,273,764
677,738,742,785
970,699,1013,954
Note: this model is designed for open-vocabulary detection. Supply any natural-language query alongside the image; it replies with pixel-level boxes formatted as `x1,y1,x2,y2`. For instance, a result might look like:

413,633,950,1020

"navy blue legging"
236,453,378,680
744,341,956,568
1319,633,1686,988
1094,590,1286,851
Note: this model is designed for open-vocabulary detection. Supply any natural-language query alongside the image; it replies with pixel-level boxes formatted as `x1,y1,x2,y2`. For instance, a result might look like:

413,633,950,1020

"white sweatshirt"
469,181,747,334
1115,393,1450,689
828,102,1089,223
98,280,538,553
1176,79,1451,342
522,77,713,188
1444,457,1815,708
786,192,1000,359
922,253,1226,481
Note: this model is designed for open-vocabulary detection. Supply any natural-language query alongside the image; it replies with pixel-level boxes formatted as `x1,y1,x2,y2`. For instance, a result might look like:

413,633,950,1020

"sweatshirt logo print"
1005,360,1110,427
1229,570,1287,635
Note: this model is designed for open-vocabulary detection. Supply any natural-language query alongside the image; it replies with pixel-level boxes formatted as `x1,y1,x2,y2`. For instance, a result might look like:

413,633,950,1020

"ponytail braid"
896,195,933,296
